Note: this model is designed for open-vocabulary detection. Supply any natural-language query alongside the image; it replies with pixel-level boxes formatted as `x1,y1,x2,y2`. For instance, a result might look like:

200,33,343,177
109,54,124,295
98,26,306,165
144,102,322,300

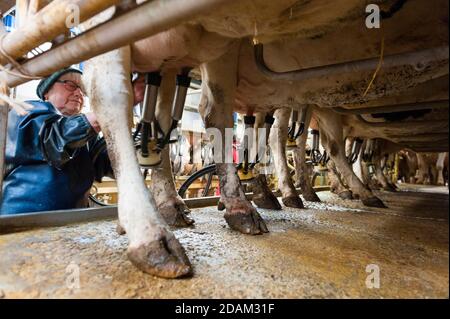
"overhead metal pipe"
0,26,8,202
0,106,7,202
0,0,122,67
1,0,231,88
356,114,449,127
332,100,449,115
254,43,449,82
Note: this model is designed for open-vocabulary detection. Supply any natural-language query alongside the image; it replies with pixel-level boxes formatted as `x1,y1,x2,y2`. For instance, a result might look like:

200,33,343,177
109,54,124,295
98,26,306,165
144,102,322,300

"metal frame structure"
0,186,331,233
0,0,231,203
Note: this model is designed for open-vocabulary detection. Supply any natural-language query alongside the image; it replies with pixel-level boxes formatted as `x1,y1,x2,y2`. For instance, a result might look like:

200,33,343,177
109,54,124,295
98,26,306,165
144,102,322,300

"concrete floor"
0,184,448,298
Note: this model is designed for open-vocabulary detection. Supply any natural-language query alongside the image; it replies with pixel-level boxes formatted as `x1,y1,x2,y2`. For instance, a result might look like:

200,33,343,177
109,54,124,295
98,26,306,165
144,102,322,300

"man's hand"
85,112,101,133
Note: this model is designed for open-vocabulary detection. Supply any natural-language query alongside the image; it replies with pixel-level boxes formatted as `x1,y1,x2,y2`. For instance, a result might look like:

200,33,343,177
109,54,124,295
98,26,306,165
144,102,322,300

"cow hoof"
362,196,387,208
338,190,353,200
127,229,192,278
383,185,397,192
302,191,321,202
251,175,282,210
252,194,282,210
224,202,269,235
217,201,226,211
116,223,126,235
159,202,195,228
282,196,304,208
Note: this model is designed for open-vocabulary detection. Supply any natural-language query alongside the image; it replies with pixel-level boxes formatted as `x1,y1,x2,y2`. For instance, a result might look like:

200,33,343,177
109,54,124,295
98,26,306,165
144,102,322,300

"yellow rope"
252,20,259,45
363,36,385,97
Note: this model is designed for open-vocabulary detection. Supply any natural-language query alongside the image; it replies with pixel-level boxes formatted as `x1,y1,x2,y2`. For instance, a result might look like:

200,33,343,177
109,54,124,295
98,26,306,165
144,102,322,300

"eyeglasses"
55,80,85,95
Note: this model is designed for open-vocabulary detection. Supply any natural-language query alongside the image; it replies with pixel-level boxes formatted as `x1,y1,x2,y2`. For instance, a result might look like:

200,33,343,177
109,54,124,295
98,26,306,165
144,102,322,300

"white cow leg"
316,109,386,208
83,48,191,278
270,108,304,208
150,69,194,227
436,153,446,185
200,44,268,235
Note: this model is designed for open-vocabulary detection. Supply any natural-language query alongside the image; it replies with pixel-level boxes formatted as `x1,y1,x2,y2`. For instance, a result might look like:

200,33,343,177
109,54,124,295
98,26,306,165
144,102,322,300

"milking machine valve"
136,72,163,167
310,129,322,165
157,68,192,150
237,115,256,181
319,150,330,166
347,137,363,165
287,108,306,144
362,139,375,163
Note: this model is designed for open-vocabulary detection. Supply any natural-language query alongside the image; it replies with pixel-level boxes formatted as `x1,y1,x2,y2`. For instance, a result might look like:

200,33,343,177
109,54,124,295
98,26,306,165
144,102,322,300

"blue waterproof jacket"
0,100,112,215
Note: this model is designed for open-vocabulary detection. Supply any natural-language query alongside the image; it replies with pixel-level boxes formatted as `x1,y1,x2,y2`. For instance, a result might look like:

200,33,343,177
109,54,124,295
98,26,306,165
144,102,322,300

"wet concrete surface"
0,184,448,298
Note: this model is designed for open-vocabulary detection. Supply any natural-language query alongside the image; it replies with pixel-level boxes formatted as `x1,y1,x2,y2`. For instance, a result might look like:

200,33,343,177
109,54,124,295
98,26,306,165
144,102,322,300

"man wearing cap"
0,68,113,215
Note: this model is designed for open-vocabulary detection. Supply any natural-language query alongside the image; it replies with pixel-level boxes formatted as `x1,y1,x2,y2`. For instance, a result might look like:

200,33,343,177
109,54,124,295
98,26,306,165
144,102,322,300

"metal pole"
0,0,122,66
356,114,449,127
254,43,449,82
0,25,8,202
0,104,7,202
332,100,449,115
1,0,231,88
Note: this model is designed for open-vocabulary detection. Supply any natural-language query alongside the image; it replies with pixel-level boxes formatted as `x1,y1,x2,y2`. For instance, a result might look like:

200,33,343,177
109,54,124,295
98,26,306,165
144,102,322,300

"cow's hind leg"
327,159,354,200
251,112,282,210
315,109,386,208
150,69,194,227
270,108,304,208
293,106,320,202
83,48,191,278
200,43,268,235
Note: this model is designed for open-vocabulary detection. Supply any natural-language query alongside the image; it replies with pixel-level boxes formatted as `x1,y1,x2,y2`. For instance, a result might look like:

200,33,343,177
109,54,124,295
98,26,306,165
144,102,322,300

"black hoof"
224,207,269,235
159,204,195,228
217,201,226,211
116,223,126,235
338,190,353,200
362,196,387,208
302,191,321,202
252,194,282,210
127,231,192,278
384,184,397,192
282,196,304,208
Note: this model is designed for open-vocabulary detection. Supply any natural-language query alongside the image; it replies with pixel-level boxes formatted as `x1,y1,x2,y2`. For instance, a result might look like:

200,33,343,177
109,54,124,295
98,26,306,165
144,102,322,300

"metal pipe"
347,138,363,164
0,26,8,202
0,106,7,202
0,0,122,67
141,72,161,123
1,0,231,88
356,114,449,127
332,100,449,115
254,43,449,82
172,73,191,121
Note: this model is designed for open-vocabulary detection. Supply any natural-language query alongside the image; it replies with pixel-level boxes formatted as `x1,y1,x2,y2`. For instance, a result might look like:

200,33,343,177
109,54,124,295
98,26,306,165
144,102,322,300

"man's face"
44,72,84,116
